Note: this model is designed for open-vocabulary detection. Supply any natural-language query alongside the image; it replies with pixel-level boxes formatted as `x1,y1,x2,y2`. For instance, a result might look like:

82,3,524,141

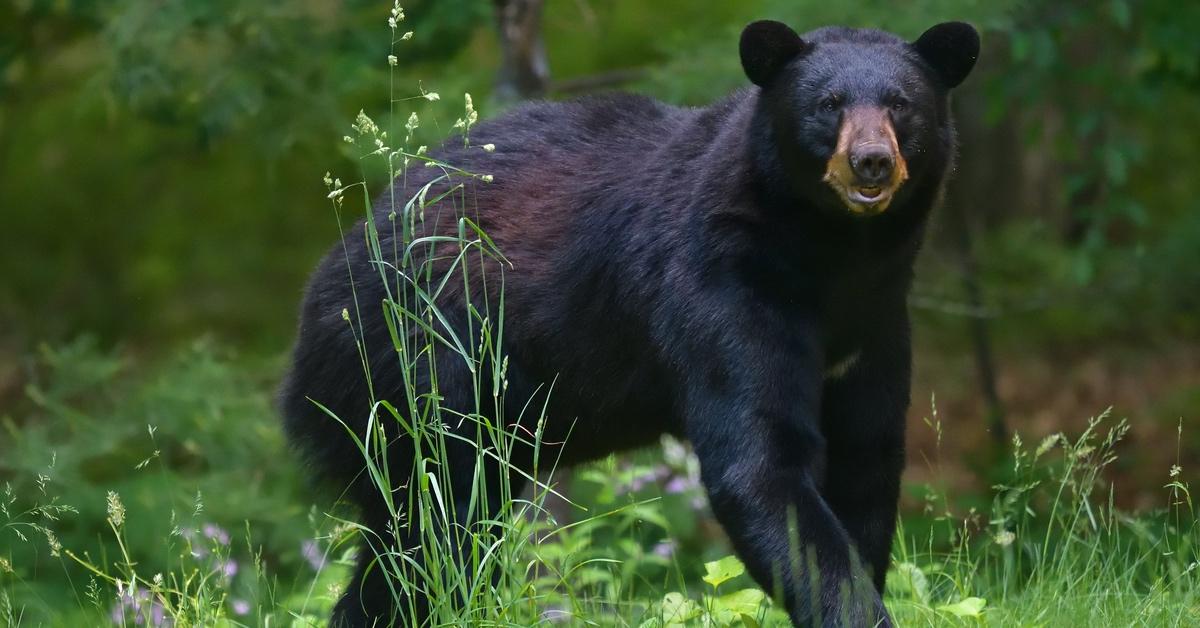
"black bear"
280,19,978,627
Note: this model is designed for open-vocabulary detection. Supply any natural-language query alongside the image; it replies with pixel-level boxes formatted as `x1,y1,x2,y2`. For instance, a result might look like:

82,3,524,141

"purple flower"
110,587,172,627
202,523,230,546
301,540,327,572
652,540,677,559
629,465,671,492
665,476,692,494
231,599,251,616
219,559,239,579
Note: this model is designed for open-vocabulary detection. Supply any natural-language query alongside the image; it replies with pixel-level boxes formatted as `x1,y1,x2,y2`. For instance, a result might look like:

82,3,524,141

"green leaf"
659,591,702,624
937,597,987,618
739,614,761,628
891,562,930,603
703,555,746,589
715,588,766,616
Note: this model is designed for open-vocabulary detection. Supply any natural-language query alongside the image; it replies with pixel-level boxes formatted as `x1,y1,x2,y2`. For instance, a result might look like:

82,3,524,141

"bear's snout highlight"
822,106,909,215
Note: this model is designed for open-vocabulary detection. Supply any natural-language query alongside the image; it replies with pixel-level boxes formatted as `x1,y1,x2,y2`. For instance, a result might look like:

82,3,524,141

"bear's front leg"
820,324,911,592
679,309,890,627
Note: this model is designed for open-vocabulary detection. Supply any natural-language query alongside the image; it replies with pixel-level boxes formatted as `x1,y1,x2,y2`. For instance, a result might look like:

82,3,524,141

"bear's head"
741,20,979,217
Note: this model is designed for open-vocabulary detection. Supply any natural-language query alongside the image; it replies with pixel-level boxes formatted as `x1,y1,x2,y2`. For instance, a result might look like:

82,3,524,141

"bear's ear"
740,20,809,88
912,22,980,89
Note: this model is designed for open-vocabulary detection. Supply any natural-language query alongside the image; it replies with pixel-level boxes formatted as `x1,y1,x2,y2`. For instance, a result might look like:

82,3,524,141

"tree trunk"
492,0,549,103
945,198,1009,448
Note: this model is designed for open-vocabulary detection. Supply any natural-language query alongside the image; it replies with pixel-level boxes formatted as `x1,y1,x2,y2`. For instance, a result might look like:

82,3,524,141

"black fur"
279,21,978,627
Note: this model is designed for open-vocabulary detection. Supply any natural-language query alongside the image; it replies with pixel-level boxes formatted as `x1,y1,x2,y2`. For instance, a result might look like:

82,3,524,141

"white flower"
423,92,440,102
401,31,413,41
994,530,1015,547
481,143,496,152
1035,434,1060,458
106,491,125,528
387,55,398,67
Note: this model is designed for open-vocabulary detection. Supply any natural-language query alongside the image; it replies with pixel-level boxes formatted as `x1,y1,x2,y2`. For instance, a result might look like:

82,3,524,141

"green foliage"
3,342,1197,626
0,338,326,624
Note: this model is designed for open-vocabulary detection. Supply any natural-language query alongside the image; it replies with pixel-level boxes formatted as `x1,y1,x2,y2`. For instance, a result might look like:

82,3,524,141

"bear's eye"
819,95,842,113
890,98,909,113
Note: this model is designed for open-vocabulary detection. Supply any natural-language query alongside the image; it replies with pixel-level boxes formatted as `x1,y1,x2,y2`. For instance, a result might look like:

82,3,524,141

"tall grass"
888,407,1199,626
306,3,569,623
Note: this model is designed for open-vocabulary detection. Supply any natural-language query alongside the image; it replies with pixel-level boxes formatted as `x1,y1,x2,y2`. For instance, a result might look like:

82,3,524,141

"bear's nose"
849,145,894,185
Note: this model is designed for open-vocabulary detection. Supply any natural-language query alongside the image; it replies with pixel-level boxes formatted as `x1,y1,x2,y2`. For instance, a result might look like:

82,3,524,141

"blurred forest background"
2,0,1200,621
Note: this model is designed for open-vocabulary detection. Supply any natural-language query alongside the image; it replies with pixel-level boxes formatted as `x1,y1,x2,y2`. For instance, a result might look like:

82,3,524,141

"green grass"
1,340,1197,627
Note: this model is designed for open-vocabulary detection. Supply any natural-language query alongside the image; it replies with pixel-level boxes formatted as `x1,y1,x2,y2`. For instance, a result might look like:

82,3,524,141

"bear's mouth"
823,178,902,216
849,186,884,203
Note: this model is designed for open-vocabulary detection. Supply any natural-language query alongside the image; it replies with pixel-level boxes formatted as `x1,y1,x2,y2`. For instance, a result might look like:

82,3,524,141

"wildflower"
43,528,62,557
152,573,164,588
301,539,327,571
994,530,1016,547
416,145,427,156
652,540,677,558
343,135,354,144
665,476,694,494
1170,464,1182,478
1035,433,1060,458
401,31,413,41
322,172,333,187
0,556,12,573
453,93,478,130
423,92,440,102
232,599,251,616
106,491,125,528
388,17,397,29
387,55,398,67
341,308,350,322
353,110,380,137
202,523,230,545
406,112,419,135
480,174,494,183
219,559,238,579
110,585,171,627
481,143,496,152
